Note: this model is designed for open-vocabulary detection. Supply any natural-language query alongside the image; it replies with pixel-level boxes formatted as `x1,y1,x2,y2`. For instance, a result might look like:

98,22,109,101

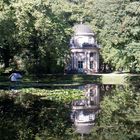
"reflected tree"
92,85,140,140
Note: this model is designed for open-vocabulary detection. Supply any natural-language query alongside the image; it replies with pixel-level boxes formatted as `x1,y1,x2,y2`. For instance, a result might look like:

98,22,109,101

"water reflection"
71,84,100,136
0,84,140,140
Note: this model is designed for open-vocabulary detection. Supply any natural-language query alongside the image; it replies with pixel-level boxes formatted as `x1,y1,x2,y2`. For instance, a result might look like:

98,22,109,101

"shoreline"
0,73,140,88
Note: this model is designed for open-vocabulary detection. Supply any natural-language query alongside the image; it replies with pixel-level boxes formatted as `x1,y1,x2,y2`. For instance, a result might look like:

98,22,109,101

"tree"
0,0,19,68
90,0,140,72
0,0,73,74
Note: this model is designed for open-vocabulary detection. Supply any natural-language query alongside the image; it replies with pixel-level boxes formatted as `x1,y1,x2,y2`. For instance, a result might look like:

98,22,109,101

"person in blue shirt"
9,71,22,90
10,72,22,82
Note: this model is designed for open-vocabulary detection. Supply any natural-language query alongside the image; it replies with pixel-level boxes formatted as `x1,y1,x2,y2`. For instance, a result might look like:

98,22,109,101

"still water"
0,84,140,140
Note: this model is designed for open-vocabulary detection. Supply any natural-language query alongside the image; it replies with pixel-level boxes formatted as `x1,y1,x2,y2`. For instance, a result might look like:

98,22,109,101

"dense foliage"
0,0,72,74
0,0,140,73
90,0,140,72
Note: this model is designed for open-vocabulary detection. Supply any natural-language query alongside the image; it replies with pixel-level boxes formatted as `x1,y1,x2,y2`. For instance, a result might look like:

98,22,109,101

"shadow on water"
0,84,140,140
0,92,72,140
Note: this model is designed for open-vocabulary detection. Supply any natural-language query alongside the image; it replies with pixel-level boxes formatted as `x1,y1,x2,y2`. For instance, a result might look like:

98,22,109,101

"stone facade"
67,24,100,74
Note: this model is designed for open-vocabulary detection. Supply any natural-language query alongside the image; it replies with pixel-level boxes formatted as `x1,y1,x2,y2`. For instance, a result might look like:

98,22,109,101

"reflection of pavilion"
71,84,100,136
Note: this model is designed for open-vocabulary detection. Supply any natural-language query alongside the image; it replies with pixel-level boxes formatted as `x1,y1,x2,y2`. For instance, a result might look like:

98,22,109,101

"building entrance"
78,61,83,72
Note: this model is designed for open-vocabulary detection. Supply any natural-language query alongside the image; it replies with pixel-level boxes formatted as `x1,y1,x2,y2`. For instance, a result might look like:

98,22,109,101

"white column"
87,52,90,70
71,53,74,69
84,52,87,70
74,52,77,69
96,51,99,72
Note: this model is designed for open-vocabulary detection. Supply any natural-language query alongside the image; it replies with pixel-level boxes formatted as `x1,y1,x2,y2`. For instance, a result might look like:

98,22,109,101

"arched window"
90,52,96,57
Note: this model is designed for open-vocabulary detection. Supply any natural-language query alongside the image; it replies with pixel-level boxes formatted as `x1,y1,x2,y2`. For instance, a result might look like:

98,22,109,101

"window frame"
78,61,83,69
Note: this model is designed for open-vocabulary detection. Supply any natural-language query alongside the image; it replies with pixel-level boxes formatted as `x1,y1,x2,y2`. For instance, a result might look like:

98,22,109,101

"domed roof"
73,24,94,35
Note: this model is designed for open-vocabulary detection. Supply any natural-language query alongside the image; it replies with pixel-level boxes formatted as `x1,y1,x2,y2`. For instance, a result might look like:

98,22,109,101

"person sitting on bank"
10,71,22,82
9,71,22,90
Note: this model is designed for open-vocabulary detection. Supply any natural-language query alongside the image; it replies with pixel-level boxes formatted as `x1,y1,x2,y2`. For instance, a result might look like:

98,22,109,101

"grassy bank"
0,74,140,88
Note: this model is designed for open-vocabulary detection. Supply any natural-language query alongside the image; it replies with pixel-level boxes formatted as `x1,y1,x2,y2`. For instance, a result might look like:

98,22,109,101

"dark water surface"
0,84,140,140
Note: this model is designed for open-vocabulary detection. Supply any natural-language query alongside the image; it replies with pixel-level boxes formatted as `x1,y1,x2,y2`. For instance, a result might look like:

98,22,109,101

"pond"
0,84,140,140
